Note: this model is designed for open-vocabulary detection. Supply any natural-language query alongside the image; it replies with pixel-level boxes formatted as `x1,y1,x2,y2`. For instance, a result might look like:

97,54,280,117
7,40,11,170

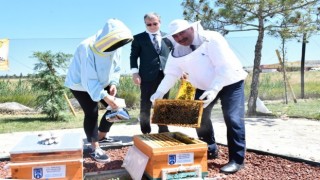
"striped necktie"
152,34,161,54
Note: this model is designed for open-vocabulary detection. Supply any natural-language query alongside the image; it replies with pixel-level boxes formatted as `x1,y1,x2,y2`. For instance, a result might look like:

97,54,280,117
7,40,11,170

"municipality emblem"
33,168,43,179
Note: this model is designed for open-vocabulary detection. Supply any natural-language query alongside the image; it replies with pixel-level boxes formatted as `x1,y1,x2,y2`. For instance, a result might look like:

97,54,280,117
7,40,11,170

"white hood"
92,18,133,54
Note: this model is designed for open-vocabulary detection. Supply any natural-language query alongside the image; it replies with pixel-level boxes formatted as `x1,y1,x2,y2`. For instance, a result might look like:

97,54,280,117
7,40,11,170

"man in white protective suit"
150,19,248,174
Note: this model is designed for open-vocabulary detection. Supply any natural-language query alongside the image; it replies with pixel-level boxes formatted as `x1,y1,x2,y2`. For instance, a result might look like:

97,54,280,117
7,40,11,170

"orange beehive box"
9,132,83,180
133,132,208,180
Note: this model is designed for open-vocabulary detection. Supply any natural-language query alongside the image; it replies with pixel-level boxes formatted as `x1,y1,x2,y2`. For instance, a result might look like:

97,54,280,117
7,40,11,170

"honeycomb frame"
151,99,203,128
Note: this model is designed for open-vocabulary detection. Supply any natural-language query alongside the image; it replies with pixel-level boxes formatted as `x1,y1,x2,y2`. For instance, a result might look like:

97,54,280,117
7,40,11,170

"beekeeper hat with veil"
64,18,133,102
163,19,203,47
91,18,133,54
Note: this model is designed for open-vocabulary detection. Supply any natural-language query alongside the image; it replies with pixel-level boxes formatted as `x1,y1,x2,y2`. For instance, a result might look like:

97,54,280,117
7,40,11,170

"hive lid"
10,132,83,154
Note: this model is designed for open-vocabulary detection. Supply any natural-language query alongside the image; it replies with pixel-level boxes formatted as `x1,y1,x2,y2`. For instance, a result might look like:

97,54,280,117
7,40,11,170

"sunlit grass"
245,71,320,100
0,109,141,133
266,99,320,119
0,71,319,133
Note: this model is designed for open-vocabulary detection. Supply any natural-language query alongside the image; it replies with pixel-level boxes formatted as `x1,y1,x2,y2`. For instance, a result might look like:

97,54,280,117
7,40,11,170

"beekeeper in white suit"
65,18,133,162
150,19,247,173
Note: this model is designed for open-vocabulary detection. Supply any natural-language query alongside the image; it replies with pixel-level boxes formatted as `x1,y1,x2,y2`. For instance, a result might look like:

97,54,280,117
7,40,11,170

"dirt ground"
1,145,319,179
1,102,319,179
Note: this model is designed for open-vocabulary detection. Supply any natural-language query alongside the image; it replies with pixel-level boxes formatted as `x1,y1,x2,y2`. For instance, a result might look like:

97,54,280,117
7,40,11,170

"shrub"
31,51,73,121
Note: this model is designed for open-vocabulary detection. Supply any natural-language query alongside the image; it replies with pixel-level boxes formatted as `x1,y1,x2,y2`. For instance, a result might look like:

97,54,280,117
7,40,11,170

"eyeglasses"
146,23,158,27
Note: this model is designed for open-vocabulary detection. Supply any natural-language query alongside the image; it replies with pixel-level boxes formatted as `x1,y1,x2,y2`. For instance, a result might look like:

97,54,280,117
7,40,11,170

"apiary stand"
9,132,83,180
133,132,208,180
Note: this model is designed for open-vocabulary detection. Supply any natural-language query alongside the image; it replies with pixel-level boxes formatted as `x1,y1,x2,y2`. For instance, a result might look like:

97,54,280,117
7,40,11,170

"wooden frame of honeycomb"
151,99,203,128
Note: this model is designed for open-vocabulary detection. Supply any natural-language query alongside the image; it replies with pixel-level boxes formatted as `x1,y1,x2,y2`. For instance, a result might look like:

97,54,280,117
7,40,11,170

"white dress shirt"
164,30,247,92
131,30,162,74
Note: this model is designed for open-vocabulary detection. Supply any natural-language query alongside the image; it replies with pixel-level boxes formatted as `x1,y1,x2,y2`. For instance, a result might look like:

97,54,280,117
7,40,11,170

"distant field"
0,71,319,133
244,71,320,100
1,70,320,103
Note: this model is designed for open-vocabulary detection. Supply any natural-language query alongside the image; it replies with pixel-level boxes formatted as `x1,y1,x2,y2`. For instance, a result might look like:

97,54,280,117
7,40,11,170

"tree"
269,9,305,104
181,0,320,115
269,6,320,100
31,51,72,121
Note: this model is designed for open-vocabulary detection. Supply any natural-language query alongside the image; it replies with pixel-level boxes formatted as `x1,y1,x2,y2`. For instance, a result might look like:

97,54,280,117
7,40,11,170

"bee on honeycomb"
175,80,196,100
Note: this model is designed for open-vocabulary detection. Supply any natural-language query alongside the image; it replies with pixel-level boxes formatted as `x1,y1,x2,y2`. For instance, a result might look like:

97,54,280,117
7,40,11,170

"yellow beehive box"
9,132,83,180
133,132,208,180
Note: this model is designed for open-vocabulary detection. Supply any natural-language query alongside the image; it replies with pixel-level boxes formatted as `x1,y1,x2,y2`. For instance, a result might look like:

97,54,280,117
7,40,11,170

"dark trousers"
195,80,246,164
70,88,113,143
140,70,169,133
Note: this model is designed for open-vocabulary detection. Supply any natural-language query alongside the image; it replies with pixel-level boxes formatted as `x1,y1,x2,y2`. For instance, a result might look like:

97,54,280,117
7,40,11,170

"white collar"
191,32,202,46
146,30,160,36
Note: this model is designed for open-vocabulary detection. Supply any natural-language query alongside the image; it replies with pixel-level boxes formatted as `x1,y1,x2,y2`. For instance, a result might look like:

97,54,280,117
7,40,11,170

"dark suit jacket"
130,31,173,82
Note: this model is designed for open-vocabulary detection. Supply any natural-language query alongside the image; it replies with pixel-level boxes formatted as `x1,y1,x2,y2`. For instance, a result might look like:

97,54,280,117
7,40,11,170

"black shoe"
90,148,110,163
99,137,122,144
140,121,151,134
158,125,169,133
207,144,219,159
220,162,244,174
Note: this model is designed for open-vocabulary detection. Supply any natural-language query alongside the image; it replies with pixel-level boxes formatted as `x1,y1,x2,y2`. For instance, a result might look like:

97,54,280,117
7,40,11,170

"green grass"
265,99,320,119
246,71,320,100
0,109,140,134
1,99,319,134
0,71,319,133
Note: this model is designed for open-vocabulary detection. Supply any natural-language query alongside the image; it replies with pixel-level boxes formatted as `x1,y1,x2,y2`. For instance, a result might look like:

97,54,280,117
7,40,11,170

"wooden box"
151,99,203,128
9,132,83,180
133,132,208,180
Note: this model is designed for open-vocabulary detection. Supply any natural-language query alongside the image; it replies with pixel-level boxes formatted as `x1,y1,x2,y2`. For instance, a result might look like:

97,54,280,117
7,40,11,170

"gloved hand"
199,90,218,108
150,91,165,104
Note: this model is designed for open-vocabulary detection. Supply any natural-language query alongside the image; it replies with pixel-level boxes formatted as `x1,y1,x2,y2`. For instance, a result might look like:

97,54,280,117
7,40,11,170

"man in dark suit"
130,12,173,134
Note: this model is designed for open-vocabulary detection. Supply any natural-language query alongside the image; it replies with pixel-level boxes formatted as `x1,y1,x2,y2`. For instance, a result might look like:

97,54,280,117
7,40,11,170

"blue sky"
1,0,319,76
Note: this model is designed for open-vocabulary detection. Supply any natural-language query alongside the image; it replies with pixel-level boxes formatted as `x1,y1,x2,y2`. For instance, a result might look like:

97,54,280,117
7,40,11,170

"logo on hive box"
168,153,194,165
168,154,176,165
33,168,43,179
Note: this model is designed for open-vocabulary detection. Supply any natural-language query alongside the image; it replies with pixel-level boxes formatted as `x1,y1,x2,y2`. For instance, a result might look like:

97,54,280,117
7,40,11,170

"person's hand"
181,72,189,80
109,85,117,96
103,95,119,110
199,90,218,108
150,91,165,104
132,73,141,85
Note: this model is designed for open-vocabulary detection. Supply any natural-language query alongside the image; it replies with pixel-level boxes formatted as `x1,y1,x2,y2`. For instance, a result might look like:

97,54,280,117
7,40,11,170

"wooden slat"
10,159,83,180
10,150,83,163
